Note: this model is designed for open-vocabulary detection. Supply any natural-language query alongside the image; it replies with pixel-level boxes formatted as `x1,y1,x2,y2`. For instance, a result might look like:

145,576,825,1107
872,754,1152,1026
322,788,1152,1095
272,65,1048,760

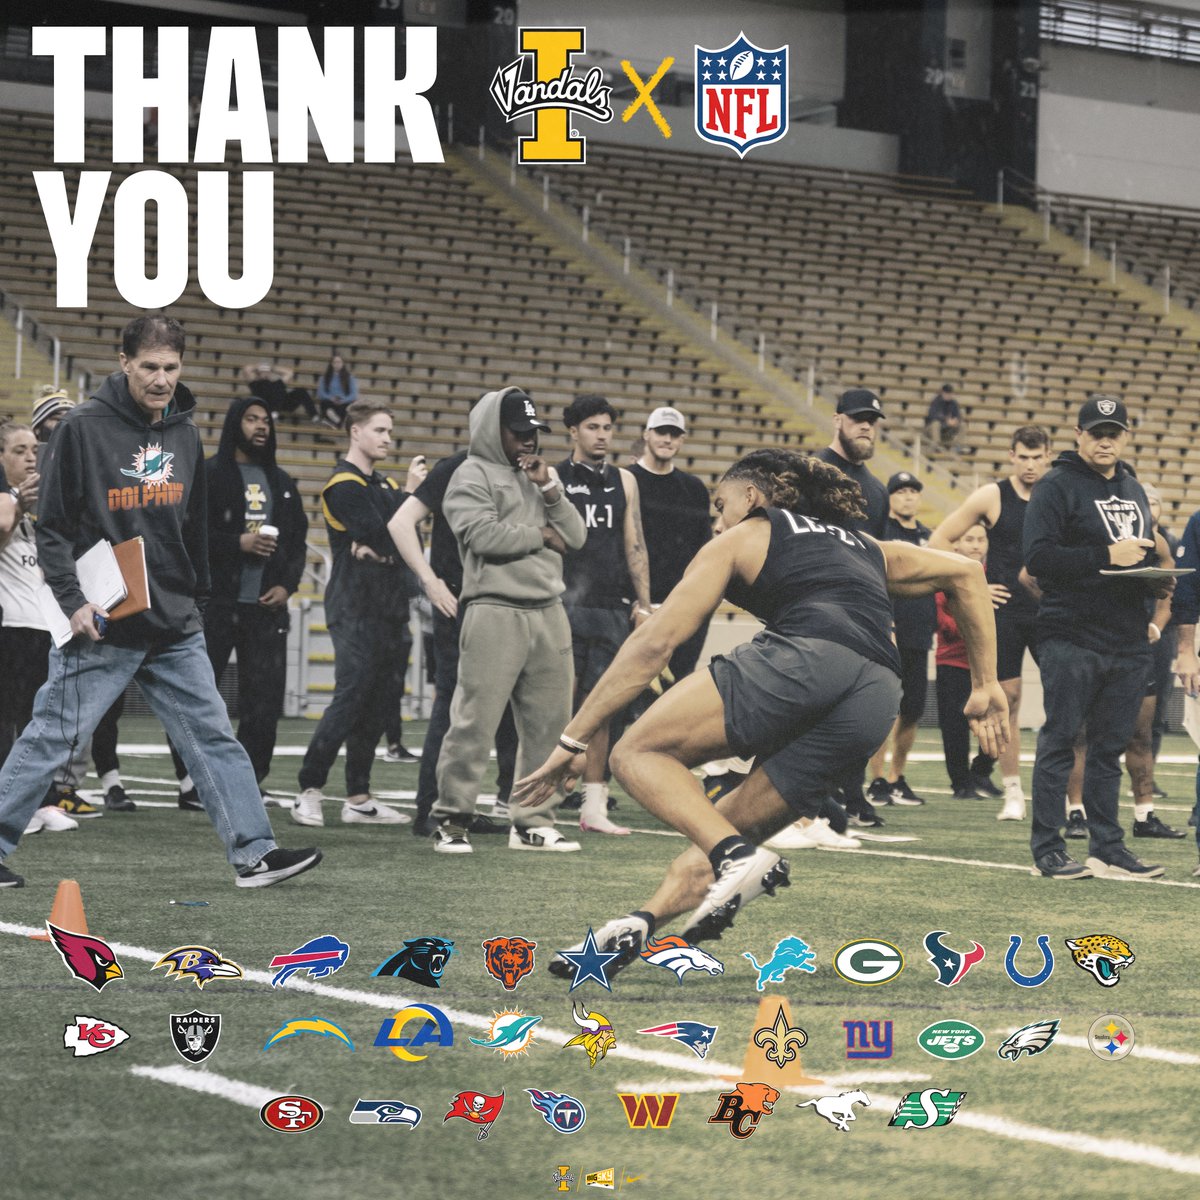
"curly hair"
723,448,867,525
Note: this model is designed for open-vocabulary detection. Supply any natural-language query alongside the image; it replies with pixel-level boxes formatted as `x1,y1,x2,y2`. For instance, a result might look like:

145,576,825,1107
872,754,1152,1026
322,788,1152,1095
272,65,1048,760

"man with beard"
167,398,307,803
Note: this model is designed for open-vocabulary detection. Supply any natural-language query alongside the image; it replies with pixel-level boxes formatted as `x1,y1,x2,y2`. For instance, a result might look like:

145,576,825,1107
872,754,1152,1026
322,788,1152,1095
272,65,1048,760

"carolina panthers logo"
997,1018,1059,1060
269,934,349,987
120,443,175,485
481,935,536,991
639,934,724,982
153,945,242,989
372,937,455,988
1065,935,1135,988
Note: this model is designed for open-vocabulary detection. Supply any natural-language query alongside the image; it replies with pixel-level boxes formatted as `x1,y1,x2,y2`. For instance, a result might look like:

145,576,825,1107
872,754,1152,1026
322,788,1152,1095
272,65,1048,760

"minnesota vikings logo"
120,443,175,485
153,945,243,989
46,924,124,992
638,934,725,982
269,934,350,987
562,1002,616,1067
924,931,986,987
636,1020,717,1060
753,1004,808,1068
469,1009,542,1058
372,937,455,988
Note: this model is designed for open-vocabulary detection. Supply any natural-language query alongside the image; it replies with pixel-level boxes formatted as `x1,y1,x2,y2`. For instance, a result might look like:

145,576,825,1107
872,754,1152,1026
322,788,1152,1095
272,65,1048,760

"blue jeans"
1030,638,1148,863
0,633,274,869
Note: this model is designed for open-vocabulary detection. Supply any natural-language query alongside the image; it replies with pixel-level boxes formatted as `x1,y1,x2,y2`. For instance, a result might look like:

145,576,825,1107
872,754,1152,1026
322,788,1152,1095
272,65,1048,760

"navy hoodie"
36,369,208,646
1022,450,1153,655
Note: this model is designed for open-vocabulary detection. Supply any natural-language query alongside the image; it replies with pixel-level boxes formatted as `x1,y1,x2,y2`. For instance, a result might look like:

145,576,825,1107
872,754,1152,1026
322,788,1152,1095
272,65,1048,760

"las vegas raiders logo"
170,1010,221,1063
1094,497,1144,544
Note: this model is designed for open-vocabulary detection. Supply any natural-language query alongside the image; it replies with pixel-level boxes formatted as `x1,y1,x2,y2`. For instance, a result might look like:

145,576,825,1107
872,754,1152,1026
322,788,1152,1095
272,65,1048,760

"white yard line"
128,1064,279,1109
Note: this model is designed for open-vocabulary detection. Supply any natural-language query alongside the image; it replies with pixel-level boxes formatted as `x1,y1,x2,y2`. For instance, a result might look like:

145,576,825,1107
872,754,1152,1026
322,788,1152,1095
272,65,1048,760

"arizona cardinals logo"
444,1091,504,1140
153,945,243,989
372,937,455,988
639,934,725,982
924,931,986,987
263,1019,355,1051
46,924,124,992
268,934,350,987
997,1019,1060,1060
63,1015,130,1057
636,1020,718,1060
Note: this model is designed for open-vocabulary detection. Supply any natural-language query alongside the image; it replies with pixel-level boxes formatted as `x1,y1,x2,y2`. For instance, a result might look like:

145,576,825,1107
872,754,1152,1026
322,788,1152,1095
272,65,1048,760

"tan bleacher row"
546,144,1200,527
0,110,805,571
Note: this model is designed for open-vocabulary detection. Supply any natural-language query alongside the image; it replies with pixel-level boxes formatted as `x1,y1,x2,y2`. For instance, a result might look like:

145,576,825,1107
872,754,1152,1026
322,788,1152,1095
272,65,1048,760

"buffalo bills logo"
46,924,124,992
269,934,350,987
153,945,243,989
372,937,455,988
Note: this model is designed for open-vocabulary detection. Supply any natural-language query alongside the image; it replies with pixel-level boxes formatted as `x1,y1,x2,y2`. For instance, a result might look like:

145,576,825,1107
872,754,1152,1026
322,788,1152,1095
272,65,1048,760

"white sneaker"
492,799,511,821
548,913,649,981
680,846,790,944
25,806,80,834
764,821,819,850
290,788,326,827
23,811,44,835
433,823,473,854
341,800,411,825
997,794,1026,821
800,817,861,849
509,825,581,852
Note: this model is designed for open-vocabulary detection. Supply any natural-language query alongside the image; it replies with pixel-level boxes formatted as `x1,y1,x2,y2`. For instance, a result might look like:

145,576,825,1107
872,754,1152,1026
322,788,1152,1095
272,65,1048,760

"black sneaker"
1063,809,1088,839
235,847,322,888
968,772,1002,797
383,743,419,763
1088,846,1164,879
845,795,884,827
888,776,925,806
820,794,850,834
952,784,982,800
51,785,101,819
412,813,439,838
560,791,583,811
1033,849,1093,880
1132,813,1186,839
867,776,891,805
104,784,136,812
466,813,507,835
178,786,203,811
0,861,25,888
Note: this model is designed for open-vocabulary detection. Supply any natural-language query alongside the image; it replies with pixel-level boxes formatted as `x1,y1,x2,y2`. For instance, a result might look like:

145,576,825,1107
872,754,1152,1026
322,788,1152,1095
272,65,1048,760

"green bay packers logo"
833,939,904,985
917,1020,985,1060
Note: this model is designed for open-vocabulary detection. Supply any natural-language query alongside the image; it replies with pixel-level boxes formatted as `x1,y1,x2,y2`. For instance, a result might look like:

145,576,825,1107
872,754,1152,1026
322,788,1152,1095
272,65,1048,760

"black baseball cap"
887,471,923,494
500,388,551,433
837,388,885,419
1078,395,1129,432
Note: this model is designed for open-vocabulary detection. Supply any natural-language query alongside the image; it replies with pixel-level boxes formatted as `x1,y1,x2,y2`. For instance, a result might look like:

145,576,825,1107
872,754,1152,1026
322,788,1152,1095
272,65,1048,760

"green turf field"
3,717,1198,1200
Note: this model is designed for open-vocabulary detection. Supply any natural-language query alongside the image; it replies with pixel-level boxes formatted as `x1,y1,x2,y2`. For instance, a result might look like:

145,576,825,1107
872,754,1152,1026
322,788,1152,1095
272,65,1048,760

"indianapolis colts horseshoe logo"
1004,934,1054,987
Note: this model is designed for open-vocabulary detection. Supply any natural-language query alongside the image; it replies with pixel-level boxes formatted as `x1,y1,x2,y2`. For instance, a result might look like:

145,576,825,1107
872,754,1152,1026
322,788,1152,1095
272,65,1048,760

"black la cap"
500,388,551,433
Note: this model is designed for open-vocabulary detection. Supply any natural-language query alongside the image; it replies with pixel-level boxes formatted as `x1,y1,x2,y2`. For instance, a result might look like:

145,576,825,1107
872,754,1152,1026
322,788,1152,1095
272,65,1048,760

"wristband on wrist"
558,733,588,754
540,478,560,493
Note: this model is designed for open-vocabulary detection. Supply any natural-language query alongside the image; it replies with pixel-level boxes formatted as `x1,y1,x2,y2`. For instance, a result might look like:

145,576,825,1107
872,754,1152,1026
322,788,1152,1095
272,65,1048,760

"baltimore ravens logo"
46,924,124,992
372,937,455,988
639,934,725,982
153,945,243,989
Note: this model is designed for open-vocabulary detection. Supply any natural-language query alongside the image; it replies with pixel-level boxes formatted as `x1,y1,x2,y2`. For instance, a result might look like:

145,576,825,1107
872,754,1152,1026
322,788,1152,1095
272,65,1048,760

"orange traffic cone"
28,879,88,940
724,995,824,1087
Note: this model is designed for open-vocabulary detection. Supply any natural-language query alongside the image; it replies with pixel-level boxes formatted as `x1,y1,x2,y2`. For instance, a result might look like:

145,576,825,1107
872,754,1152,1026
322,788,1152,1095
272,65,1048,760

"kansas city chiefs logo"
64,1015,130,1057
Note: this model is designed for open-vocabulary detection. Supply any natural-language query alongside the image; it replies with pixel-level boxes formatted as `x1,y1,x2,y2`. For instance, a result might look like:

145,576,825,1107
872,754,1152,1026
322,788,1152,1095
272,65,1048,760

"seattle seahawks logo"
372,937,455,988
639,934,724,982
349,1099,422,1127
997,1018,1059,1060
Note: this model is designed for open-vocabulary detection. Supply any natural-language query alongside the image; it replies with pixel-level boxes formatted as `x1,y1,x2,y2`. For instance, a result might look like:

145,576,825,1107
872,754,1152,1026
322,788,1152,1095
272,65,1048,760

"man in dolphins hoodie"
432,386,587,854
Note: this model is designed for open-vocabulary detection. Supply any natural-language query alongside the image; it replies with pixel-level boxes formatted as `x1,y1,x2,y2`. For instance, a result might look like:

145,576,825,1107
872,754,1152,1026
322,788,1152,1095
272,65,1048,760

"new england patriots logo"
924,931,986,987
153,945,243,989
526,1089,586,1134
639,934,724,982
372,937,454,988
269,934,350,987
637,1020,718,1059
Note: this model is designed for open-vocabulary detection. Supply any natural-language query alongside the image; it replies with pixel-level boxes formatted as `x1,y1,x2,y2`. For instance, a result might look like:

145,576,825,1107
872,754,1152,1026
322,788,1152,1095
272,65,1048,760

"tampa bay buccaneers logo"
373,937,455,988
153,945,243,989
482,935,537,991
46,924,124,992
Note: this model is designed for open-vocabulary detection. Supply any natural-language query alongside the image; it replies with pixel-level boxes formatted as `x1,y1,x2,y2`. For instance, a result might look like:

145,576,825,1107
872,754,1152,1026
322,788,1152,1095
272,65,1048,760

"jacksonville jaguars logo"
924,931,985,987
481,935,537,991
269,934,349,987
372,937,455,988
1004,934,1054,987
153,945,243,989
1065,934,1135,988
639,934,724,982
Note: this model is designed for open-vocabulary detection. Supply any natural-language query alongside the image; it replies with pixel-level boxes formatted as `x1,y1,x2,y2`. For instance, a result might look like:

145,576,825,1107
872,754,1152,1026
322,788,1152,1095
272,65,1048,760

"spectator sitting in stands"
241,361,317,423
317,352,359,429
925,383,962,452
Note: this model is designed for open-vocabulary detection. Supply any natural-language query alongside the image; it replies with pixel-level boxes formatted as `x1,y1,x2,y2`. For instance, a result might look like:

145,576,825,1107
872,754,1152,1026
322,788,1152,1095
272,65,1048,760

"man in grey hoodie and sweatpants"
432,387,587,854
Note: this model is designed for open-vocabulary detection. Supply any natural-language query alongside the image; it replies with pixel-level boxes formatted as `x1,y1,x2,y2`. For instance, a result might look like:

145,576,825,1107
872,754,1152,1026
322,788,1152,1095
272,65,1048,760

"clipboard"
108,536,150,621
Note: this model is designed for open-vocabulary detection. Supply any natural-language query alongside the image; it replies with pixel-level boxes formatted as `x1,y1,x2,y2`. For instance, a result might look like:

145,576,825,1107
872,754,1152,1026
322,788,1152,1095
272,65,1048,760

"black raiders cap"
1078,395,1130,431
837,388,885,419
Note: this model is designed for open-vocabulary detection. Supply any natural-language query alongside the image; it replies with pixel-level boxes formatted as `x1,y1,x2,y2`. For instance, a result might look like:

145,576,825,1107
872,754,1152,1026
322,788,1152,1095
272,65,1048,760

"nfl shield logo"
695,33,788,157
170,1010,221,1063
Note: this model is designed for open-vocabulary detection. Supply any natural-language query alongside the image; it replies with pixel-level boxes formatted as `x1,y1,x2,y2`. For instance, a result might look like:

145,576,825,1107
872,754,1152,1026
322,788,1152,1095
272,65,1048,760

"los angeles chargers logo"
924,931,986,987
46,924,124,992
268,934,349,987
372,937,454,988
120,443,174,485
639,934,724,982
526,1089,587,1134
153,945,242,989
636,1020,717,1060
263,1019,355,1052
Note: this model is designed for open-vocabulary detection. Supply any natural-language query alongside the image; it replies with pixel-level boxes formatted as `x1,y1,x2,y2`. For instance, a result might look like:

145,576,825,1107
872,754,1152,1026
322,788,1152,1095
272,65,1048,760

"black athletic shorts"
565,604,629,693
897,645,929,723
995,609,1039,682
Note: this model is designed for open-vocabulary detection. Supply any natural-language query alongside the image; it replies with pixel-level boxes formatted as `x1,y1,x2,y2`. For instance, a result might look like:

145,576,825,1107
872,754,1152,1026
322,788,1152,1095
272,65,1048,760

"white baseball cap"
646,406,686,432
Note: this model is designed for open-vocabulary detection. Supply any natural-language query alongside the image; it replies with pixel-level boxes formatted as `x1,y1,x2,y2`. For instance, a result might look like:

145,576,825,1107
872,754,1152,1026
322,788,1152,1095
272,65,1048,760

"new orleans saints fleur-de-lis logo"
753,1004,808,1068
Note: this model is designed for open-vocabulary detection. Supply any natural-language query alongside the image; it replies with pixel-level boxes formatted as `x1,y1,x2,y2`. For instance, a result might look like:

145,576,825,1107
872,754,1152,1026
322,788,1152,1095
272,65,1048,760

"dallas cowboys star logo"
556,928,621,992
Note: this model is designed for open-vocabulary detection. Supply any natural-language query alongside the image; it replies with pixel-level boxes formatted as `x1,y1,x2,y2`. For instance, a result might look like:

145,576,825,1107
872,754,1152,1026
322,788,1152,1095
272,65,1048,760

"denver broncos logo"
481,935,536,991
639,934,724,983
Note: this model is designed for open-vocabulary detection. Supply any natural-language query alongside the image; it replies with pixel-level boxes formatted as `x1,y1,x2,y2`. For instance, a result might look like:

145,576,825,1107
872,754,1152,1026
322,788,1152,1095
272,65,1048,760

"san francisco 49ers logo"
260,1095,323,1132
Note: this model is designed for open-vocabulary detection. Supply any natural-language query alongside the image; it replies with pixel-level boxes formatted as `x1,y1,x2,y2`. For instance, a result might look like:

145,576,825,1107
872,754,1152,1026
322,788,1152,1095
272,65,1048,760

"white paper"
36,540,129,647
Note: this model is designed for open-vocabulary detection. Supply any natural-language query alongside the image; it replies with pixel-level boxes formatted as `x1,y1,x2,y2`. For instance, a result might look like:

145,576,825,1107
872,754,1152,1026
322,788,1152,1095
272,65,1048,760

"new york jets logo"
917,1020,985,1060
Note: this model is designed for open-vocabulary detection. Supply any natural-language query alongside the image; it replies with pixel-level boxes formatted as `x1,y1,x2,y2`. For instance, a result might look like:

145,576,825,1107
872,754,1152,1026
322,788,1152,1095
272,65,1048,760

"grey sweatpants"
435,600,574,829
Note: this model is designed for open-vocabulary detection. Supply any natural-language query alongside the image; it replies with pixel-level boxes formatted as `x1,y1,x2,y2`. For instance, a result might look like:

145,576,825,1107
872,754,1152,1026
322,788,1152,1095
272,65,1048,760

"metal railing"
0,285,67,392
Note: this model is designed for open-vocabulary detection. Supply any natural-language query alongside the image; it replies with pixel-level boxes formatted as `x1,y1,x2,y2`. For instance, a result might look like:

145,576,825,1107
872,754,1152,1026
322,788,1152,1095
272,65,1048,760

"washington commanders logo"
481,935,537,991
695,33,788,157
707,1083,779,1139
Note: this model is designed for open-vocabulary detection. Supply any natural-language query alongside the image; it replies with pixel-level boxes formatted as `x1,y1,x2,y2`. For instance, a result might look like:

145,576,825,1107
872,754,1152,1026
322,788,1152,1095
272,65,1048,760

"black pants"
416,607,517,822
249,379,316,420
170,601,289,784
936,664,972,789
383,623,415,747
299,610,409,796
1150,627,1176,760
0,626,51,768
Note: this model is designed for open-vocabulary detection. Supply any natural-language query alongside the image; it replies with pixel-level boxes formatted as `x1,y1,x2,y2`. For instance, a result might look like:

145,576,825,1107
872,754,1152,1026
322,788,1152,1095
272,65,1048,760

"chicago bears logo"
1065,934,1135,988
481,935,537,991
639,934,724,982
268,934,349,987
372,937,454,988
924,931,985,987
46,924,124,992
153,945,242,989
708,1083,779,1139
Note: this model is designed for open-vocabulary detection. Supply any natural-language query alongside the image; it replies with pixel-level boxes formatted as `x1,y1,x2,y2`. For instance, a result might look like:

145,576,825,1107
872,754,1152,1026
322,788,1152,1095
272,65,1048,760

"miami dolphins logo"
469,1009,542,1058
121,443,175,485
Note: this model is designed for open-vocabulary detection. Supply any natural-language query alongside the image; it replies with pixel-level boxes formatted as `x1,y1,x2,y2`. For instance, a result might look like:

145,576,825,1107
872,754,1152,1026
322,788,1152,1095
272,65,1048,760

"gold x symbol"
621,57,674,138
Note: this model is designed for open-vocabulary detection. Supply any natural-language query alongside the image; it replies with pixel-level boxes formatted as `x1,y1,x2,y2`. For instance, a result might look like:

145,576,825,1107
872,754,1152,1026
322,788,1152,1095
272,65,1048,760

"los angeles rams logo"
373,1004,454,1062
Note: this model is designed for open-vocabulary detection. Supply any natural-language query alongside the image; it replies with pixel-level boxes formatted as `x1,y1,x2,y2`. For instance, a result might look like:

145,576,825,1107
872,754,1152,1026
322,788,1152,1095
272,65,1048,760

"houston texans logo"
372,937,455,988
269,935,350,987
153,945,243,989
639,934,724,982
924,931,986,987
46,924,124,992
636,1020,718,1060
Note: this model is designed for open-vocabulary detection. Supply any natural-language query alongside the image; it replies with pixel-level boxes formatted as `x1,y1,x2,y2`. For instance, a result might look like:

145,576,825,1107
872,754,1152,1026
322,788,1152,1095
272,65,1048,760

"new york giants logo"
844,1019,892,1060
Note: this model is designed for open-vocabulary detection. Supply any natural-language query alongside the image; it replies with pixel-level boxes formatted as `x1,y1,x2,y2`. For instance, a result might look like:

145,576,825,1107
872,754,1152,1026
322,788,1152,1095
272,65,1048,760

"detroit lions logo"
372,937,455,988
153,945,242,989
120,443,175,485
1065,935,1135,988
481,935,536,991
639,934,724,982
269,934,349,987
998,1018,1059,1060
924,931,985,987
743,936,817,991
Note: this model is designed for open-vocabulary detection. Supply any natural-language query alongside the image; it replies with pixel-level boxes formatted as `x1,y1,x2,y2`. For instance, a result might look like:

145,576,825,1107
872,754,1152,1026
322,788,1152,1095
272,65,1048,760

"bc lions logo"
744,935,817,991
639,934,724,982
482,935,537,991
153,945,242,989
373,937,455,988
708,1083,780,1139
1065,935,1135,988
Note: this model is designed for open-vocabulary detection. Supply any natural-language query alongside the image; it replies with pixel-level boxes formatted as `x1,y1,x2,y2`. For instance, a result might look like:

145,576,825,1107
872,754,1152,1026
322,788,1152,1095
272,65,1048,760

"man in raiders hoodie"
1023,395,1169,882
0,316,320,890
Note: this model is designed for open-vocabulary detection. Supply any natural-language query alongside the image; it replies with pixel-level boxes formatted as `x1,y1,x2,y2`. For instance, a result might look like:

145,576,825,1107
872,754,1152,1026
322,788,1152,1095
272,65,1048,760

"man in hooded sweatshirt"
431,386,587,854
0,315,321,890
167,397,307,803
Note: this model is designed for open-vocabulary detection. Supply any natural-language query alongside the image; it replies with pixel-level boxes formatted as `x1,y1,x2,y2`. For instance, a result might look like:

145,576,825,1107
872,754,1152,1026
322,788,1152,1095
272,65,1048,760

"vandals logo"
1065,934,1135,988
753,1004,808,1068
695,33,788,158
844,1018,892,1060
46,924,123,992
638,934,724,982
743,935,816,990
63,1015,130,1057
268,934,349,987
917,1020,985,1060
373,1003,454,1062
526,1089,587,1134
152,945,242,989
170,1010,221,1063
636,1020,717,1059
890,1089,966,1128
708,1082,779,1139
121,443,174,485
490,28,613,165
481,934,537,991
997,1018,1060,1060
924,931,986,987
469,1008,542,1059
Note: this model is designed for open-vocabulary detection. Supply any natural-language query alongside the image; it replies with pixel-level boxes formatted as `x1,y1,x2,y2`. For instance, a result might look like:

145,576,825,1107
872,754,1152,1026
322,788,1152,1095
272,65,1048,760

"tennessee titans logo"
744,935,817,991
153,945,242,989
639,934,724,982
1004,934,1054,988
46,924,124,992
636,1020,718,1060
269,934,350,987
924,931,986,987
526,1089,587,1134
372,937,455,988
